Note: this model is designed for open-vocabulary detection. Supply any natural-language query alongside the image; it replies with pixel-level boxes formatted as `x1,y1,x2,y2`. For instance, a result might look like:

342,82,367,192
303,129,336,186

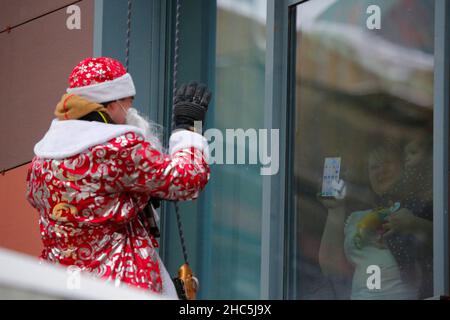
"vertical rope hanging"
125,0,133,71
122,0,191,286
172,0,182,103
172,0,189,266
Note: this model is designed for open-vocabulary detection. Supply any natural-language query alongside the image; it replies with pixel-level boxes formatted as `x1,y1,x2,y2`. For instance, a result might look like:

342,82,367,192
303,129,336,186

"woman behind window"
318,137,433,300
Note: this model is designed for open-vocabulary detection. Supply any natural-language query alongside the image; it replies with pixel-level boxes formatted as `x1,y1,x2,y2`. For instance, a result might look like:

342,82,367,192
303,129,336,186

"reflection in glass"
201,0,267,299
290,0,434,300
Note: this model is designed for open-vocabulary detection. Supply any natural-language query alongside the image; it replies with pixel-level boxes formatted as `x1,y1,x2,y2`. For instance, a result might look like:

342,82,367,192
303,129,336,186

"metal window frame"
433,0,449,298
159,0,217,300
261,0,290,300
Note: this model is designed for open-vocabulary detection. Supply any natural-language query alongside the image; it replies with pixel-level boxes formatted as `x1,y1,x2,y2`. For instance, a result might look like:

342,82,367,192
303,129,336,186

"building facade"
0,0,448,300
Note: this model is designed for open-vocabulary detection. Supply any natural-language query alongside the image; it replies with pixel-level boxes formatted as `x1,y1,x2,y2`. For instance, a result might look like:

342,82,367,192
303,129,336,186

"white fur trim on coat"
169,130,209,159
34,119,144,159
66,73,136,103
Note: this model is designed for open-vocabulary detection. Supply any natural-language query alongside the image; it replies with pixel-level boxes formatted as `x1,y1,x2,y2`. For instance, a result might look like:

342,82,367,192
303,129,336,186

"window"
162,0,267,299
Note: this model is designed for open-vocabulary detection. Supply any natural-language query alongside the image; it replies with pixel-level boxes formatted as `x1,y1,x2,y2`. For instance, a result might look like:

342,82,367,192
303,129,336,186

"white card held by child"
321,157,342,197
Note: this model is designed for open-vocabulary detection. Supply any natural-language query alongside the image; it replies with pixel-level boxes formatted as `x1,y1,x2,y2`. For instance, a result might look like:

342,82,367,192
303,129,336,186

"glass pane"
290,0,434,300
201,0,267,299
163,0,267,300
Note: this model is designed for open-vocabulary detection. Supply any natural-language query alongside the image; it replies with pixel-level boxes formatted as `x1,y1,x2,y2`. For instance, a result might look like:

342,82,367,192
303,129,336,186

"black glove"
172,81,212,132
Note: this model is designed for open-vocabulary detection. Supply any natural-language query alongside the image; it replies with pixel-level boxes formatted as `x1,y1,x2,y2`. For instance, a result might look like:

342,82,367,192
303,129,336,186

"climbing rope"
125,0,132,71
122,0,195,298
174,202,189,264
124,0,188,266
172,0,182,100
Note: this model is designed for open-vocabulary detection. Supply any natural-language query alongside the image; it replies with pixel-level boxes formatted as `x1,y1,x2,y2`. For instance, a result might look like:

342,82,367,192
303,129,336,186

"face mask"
118,102,131,121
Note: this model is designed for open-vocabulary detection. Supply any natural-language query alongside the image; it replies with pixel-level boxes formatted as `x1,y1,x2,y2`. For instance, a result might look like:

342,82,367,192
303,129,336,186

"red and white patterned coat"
26,119,209,298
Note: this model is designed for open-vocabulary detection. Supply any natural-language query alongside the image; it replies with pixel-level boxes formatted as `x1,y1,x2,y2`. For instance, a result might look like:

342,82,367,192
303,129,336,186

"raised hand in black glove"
172,81,212,133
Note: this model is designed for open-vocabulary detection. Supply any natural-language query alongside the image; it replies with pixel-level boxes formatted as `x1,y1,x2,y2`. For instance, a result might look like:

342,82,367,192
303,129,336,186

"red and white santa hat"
66,57,136,103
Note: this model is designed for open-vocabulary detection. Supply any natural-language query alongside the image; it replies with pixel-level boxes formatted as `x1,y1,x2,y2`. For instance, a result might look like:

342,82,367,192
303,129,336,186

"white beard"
125,108,164,153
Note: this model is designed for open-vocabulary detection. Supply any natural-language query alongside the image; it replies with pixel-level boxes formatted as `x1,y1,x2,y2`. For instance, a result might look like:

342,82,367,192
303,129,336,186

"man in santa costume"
26,57,211,298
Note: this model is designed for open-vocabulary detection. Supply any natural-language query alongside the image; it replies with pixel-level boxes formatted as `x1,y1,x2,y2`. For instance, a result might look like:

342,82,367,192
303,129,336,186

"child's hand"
383,208,418,237
317,194,346,209
316,179,347,210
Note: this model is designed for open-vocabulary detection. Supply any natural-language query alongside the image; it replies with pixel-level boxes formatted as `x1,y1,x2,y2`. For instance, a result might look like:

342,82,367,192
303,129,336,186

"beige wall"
0,0,94,256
